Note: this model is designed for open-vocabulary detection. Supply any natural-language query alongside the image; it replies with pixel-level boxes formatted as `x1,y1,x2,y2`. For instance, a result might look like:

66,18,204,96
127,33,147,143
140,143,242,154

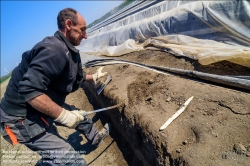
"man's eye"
81,28,86,32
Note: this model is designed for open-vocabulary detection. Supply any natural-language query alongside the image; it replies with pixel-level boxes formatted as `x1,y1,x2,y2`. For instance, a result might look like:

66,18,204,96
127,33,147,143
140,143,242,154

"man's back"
0,32,82,117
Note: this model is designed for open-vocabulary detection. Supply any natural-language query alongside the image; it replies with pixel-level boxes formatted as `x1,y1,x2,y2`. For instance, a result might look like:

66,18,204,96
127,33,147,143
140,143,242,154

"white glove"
92,67,107,84
55,108,85,129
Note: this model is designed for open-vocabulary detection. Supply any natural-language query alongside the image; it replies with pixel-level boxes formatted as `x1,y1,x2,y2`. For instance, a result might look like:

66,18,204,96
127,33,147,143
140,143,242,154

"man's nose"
82,32,87,39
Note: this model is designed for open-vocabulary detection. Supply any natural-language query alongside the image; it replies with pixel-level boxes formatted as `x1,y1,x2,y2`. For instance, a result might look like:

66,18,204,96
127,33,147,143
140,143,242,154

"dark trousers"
0,104,99,166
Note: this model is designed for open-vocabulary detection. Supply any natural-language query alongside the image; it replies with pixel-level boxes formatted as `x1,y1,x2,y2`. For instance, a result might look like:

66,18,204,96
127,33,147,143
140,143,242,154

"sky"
0,1,123,76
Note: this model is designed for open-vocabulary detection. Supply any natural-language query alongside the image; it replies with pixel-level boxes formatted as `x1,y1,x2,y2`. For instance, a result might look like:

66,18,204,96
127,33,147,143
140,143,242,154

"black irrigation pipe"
83,58,250,91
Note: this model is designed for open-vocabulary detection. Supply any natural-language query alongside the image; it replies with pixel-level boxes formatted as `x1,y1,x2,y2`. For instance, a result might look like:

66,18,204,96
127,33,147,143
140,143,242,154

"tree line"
0,72,12,84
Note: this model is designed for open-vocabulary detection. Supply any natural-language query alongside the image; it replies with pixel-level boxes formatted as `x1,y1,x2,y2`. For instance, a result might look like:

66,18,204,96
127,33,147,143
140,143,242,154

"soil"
82,50,250,166
1,49,250,166
1,81,128,166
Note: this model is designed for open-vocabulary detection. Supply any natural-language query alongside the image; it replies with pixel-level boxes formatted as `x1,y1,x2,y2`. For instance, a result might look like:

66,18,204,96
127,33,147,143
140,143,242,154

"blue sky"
1,1,123,76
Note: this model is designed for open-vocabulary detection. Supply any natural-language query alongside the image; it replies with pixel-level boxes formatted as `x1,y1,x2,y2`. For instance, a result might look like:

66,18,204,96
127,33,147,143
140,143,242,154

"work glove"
92,67,107,84
55,108,85,129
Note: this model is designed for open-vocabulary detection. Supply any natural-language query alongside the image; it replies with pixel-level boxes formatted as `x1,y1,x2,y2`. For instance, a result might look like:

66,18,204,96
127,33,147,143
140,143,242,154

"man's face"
68,13,87,46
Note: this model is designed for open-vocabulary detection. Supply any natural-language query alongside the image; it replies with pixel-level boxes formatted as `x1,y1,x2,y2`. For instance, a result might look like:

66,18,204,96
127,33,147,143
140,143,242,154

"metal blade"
97,75,112,95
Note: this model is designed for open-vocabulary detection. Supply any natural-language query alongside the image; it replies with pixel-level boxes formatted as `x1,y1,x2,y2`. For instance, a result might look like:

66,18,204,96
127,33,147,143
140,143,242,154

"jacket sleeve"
18,44,68,101
82,71,86,82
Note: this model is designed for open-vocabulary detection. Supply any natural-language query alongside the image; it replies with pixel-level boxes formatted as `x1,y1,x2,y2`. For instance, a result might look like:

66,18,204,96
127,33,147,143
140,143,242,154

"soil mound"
83,50,250,165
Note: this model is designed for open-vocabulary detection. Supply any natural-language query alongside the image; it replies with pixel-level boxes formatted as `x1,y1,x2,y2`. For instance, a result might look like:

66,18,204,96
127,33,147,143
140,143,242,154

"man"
0,8,111,166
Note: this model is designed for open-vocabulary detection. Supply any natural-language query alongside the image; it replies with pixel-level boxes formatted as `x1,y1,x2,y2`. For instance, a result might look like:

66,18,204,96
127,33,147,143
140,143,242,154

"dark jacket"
0,31,86,117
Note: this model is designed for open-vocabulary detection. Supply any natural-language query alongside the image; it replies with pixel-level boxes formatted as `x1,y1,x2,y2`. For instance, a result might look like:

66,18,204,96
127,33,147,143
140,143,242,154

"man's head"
57,8,87,46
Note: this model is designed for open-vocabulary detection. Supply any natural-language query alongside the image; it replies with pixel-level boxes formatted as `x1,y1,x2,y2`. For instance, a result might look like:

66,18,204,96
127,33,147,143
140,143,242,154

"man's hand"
92,67,107,84
55,108,85,128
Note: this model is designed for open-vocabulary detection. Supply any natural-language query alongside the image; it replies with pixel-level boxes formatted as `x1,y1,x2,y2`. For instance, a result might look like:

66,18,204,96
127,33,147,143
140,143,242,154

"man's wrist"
86,74,94,81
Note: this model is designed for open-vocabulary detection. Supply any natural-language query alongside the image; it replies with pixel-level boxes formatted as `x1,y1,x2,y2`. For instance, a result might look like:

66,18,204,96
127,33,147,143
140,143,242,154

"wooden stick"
160,96,194,131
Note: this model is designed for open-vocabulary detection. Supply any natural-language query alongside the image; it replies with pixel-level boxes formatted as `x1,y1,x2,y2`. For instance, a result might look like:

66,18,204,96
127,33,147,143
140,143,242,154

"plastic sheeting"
87,1,159,33
144,35,250,67
78,0,250,67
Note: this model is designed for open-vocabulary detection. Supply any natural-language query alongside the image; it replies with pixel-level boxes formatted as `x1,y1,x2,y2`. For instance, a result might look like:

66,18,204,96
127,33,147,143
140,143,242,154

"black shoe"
94,123,112,147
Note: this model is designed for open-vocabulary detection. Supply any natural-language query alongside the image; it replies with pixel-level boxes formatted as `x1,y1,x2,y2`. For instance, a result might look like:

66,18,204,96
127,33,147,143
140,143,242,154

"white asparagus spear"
160,96,194,131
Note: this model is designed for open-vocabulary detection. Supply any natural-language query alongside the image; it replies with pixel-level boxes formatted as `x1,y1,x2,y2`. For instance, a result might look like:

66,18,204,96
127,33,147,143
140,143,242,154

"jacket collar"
54,31,79,53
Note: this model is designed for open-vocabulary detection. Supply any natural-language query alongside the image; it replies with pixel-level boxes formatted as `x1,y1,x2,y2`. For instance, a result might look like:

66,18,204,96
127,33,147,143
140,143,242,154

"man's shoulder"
34,35,68,53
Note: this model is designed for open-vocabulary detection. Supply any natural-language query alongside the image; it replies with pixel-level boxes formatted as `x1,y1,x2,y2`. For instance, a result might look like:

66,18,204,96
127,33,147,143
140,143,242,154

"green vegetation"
87,0,135,29
0,72,12,84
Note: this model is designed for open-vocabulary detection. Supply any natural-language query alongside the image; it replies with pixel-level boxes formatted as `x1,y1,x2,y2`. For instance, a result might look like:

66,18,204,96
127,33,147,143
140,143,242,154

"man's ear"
65,19,73,30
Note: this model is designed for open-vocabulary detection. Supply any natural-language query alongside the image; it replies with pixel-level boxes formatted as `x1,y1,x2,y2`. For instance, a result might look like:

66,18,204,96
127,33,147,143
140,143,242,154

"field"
1,50,250,165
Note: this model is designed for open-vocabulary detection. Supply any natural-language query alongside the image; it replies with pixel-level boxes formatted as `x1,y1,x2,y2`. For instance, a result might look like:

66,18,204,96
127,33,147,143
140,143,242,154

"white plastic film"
78,0,250,68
